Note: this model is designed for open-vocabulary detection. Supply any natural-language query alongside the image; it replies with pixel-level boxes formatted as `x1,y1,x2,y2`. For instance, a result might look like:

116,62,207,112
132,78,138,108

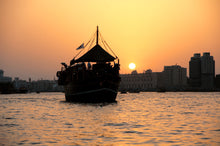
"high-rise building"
201,52,215,89
189,53,201,87
163,65,187,90
189,52,215,89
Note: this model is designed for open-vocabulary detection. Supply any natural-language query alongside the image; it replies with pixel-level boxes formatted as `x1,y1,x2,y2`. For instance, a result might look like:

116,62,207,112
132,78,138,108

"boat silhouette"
57,26,121,102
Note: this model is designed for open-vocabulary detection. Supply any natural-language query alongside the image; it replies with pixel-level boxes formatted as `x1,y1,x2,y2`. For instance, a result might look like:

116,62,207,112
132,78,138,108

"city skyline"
1,0,220,80
0,51,218,82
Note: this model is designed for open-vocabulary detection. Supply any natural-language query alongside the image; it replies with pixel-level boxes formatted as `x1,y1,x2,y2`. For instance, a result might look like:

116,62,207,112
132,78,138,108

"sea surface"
0,92,220,146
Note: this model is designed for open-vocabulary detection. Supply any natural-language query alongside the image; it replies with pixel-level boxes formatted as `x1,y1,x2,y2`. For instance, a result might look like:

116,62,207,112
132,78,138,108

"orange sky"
0,0,220,80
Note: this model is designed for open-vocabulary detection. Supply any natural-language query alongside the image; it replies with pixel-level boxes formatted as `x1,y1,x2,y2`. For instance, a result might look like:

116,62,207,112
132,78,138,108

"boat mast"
96,26,99,45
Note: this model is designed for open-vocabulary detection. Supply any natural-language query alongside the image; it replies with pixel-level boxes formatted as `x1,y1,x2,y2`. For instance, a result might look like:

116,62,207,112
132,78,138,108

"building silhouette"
119,65,187,92
119,69,160,92
216,74,220,89
163,65,187,90
189,52,215,89
189,53,201,87
0,69,13,93
201,52,215,89
30,79,63,92
0,69,12,83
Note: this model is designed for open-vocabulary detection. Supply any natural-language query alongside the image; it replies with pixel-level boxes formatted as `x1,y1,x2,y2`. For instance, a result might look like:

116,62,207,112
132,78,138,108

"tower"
201,52,215,89
189,52,215,89
189,53,201,87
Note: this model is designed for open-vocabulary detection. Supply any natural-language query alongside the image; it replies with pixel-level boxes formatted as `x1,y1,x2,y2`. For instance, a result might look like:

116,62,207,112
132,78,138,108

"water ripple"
0,92,220,145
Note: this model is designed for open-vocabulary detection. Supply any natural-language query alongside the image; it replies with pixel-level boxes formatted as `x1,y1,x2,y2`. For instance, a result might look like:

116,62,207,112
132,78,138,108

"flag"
76,43,84,50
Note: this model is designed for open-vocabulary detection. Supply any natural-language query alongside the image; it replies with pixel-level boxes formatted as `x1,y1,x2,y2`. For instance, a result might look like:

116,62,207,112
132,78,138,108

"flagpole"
96,26,99,45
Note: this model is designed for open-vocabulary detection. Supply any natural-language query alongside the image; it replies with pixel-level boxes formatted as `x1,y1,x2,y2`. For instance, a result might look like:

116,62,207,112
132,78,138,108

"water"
0,92,220,145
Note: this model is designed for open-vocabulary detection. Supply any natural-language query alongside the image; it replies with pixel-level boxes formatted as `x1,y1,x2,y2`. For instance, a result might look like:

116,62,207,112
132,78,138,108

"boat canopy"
74,44,116,63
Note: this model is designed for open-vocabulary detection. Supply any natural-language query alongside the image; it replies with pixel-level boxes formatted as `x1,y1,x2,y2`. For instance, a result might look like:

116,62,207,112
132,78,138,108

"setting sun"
0,0,219,79
129,63,136,70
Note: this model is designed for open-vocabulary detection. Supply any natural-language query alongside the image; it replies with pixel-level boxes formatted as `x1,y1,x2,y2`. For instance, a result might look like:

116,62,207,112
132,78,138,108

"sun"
129,63,136,70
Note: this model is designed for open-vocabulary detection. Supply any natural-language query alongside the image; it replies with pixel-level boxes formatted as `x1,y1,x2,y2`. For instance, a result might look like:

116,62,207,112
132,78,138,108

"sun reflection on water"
0,92,220,145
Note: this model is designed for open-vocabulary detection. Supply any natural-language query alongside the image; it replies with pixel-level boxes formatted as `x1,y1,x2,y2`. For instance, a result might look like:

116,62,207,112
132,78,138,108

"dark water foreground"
0,92,220,145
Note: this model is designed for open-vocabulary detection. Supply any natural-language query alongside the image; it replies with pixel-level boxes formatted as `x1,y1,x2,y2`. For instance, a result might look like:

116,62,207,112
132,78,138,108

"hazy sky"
0,0,220,80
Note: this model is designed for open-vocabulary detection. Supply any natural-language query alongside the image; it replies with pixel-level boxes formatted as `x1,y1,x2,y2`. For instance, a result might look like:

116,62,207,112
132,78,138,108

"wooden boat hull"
65,87,118,103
